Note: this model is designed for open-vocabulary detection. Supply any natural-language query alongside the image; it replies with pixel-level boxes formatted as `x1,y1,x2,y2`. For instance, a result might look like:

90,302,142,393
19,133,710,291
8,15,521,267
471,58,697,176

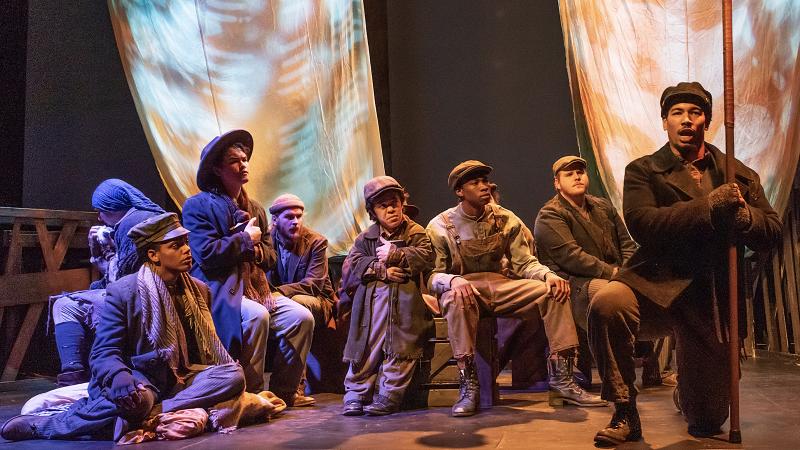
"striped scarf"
137,263,233,381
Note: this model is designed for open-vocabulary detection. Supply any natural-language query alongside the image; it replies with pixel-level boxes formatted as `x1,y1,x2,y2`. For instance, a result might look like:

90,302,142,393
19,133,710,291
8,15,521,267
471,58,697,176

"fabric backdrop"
559,0,800,216
108,0,383,255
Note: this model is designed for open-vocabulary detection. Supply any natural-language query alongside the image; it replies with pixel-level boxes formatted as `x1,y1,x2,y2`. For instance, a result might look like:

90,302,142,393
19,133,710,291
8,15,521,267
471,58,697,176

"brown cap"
364,176,404,204
448,160,493,190
660,81,712,122
127,212,189,249
269,193,305,215
552,155,587,176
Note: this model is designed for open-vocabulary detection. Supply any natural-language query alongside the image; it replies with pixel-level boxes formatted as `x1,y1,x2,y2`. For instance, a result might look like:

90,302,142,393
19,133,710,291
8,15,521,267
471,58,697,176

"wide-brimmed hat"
364,176,404,204
196,129,253,191
448,160,493,190
660,81,713,123
128,212,190,249
552,155,587,176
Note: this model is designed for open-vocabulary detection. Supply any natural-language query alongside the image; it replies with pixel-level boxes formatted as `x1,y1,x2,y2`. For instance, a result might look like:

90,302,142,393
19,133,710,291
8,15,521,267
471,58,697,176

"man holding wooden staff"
588,82,781,446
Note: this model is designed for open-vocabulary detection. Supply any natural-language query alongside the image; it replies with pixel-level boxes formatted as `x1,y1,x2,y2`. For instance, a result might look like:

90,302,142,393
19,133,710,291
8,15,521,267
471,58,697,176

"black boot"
55,322,89,386
451,357,479,417
594,400,642,446
0,415,47,441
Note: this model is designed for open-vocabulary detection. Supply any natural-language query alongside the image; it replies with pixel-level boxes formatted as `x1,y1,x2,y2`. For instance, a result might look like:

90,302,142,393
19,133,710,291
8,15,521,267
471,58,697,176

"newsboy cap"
552,155,587,176
448,160,493,190
128,212,189,249
196,129,253,192
364,176,404,204
660,81,713,123
269,193,305,215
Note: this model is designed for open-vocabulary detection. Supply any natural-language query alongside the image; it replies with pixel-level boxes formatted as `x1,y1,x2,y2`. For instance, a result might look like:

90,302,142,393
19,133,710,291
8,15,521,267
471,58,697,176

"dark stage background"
4,0,577,228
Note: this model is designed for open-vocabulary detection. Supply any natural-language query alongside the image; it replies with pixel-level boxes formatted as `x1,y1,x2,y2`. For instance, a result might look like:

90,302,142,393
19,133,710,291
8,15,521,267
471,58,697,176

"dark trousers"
35,363,245,440
588,281,730,430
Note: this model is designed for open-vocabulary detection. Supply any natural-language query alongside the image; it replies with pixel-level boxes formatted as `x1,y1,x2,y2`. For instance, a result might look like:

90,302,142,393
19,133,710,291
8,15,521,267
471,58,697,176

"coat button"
229,288,236,295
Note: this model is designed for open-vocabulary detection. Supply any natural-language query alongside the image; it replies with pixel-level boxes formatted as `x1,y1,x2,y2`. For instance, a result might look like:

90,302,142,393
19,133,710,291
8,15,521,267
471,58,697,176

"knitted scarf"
137,263,233,381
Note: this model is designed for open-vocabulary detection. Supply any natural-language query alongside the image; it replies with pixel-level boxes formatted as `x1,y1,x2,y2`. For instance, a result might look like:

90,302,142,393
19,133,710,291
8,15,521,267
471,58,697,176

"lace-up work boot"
451,358,480,417
548,353,607,407
364,395,400,416
594,401,642,446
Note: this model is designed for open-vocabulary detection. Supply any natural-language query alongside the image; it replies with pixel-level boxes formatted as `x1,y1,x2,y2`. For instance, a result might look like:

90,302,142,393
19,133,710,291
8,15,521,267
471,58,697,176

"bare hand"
544,272,570,303
385,267,409,283
450,277,480,309
376,237,395,263
264,290,277,311
244,217,262,243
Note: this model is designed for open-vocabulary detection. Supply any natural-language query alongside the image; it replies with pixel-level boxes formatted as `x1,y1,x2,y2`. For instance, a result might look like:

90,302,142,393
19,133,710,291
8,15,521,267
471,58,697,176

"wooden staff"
722,0,741,444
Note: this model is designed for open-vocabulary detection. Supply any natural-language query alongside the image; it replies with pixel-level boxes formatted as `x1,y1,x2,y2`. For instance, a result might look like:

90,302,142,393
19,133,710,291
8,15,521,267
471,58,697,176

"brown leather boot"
594,401,642,446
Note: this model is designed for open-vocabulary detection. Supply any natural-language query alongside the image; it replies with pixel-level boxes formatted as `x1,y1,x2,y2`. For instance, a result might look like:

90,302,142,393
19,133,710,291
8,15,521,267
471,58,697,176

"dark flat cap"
660,81,712,122
128,212,189,249
448,160,493,190
364,176,404,204
197,129,253,191
552,155,587,176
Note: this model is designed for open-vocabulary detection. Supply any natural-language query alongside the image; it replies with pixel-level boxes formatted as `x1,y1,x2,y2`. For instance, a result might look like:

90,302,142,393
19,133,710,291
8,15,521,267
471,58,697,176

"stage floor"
2,357,799,449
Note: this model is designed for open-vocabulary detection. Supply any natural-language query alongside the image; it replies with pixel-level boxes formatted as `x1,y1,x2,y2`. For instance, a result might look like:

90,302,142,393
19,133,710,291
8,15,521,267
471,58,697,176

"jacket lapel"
651,144,705,200
286,232,309,282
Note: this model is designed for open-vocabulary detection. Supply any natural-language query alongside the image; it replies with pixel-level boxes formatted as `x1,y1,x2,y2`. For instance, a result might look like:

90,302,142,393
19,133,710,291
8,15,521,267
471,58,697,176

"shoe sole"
594,432,642,447
342,410,364,416
563,398,609,407
452,411,477,417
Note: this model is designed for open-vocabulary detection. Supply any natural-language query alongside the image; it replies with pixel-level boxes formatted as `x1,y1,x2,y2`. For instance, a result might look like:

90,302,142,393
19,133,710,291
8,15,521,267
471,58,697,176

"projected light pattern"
560,0,800,215
108,0,383,254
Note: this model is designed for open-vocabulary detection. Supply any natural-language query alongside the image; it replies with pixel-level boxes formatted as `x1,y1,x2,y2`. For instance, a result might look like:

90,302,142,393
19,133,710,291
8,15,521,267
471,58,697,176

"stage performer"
1,213,246,441
427,160,606,417
341,176,434,416
183,130,314,406
534,155,637,387
51,179,164,386
589,82,781,445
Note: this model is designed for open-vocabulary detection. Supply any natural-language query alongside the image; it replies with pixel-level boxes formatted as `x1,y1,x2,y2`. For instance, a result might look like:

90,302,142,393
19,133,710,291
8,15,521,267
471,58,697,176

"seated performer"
427,160,606,417
589,82,781,445
341,176,434,416
534,156,637,386
183,129,314,405
1,213,246,441
267,193,336,328
52,179,164,385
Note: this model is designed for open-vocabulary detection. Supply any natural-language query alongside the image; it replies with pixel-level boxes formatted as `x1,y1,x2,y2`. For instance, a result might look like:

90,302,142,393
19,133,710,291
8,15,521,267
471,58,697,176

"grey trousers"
265,296,315,398
439,272,579,360
343,284,416,405
32,363,245,440
283,294,333,327
588,281,730,430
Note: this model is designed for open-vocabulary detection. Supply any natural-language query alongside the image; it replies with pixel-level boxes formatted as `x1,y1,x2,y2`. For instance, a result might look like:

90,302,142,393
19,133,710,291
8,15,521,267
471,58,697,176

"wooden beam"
0,303,44,381
0,207,96,223
0,269,91,307
4,219,22,275
1,229,90,249
772,250,789,353
761,258,777,351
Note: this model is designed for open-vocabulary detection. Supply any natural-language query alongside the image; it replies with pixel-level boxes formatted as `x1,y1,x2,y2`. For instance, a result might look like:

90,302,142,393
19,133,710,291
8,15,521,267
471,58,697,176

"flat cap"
660,81,712,122
448,160,493,190
127,212,189,249
364,176,404,204
269,193,305,215
552,155,587,176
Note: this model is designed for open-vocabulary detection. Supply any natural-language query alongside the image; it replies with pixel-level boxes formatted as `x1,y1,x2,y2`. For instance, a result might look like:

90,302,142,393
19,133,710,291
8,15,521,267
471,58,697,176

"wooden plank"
51,221,78,271
771,250,789,353
762,259,777,351
1,303,44,381
789,203,800,354
35,219,57,272
744,260,756,357
0,269,91,307
2,229,90,249
4,219,23,275
0,207,97,222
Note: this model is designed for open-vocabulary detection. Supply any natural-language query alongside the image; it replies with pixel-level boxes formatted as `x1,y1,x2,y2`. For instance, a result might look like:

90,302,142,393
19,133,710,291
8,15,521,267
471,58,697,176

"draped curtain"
108,0,383,254
559,0,800,216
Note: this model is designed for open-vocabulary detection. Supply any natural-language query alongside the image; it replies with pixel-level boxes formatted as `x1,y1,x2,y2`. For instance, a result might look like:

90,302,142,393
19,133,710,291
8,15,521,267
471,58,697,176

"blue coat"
182,190,276,359
89,273,212,400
